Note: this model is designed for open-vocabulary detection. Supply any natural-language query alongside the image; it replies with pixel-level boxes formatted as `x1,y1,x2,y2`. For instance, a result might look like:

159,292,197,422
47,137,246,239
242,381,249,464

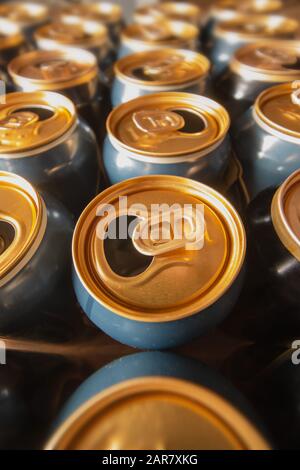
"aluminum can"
0,91,100,217
118,20,199,59
34,16,110,72
46,352,270,450
134,1,202,45
247,170,300,309
0,18,28,89
208,14,298,77
0,171,73,331
104,92,235,194
55,1,123,46
8,48,105,142
72,175,246,349
232,82,300,200
112,48,211,107
214,40,300,121
203,0,285,50
0,2,49,41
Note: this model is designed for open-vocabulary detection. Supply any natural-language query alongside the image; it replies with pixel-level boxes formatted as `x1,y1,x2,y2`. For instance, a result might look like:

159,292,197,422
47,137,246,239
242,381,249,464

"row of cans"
0,0,300,451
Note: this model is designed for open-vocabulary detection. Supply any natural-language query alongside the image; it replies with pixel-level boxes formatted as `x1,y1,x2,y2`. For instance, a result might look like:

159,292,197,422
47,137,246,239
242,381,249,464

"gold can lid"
115,49,210,88
107,92,229,157
272,169,300,262
57,2,122,25
0,18,24,51
0,171,47,287
254,82,300,142
46,377,269,450
122,20,198,48
0,91,76,155
8,49,98,92
35,17,108,50
72,175,245,322
212,0,283,20
215,14,299,41
134,2,202,27
231,41,300,82
0,2,49,28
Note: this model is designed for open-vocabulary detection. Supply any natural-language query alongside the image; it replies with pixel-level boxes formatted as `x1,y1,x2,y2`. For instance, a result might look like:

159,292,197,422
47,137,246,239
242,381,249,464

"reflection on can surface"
72,175,246,349
118,20,199,58
46,352,270,450
0,91,99,217
233,82,300,200
215,40,300,120
8,48,104,140
248,170,300,308
0,171,73,331
104,92,232,193
112,48,210,107
208,14,298,76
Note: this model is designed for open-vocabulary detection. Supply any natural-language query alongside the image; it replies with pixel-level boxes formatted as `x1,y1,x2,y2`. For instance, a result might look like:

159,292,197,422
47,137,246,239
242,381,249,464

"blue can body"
0,119,100,218
111,76,209,107
54,351,270,446
0,192,74,332
73,266,244,350
232,108,300,200
208,35,245,77
103,134,231,189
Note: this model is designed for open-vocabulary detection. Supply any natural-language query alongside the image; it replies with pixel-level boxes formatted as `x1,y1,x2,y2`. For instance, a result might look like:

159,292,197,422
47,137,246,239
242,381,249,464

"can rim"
45,376,270,450
106,92,230,158
134,2,202,27
35,17,108,49
271,169,300,262
57,2,122,25
0,1,49,27
214,14,299,42
0,171,47,287
0,18,24,50
121,20,198,47
254,82,300,144
72,175,246,323
0,91,77,156
230,40,300,82
114,48,210,88
211,0,283,21
8,48,98,92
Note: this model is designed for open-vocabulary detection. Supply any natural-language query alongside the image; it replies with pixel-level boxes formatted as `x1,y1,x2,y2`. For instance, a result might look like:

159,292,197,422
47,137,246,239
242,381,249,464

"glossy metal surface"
8,48,105,141
118,21,199,59
0,2,49,39
0,92,100,217
247,182,300,308
34,17,110,69
104,92,231,190
214,40,300,120
233,83,300,200
208,15,298,76
72,175,245,349
56,1,123,45
0,172,74,331
47,352,269,450
112,49,210,107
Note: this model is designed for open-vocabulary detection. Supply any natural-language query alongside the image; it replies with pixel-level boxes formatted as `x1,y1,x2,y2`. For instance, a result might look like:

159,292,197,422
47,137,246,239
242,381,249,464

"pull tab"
140,23,172,41
133,110,185,133
256,47,298,66
291,80,300,105
39,60,78,79
132,206,205,256
143,56,184,78
0,111,39,130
